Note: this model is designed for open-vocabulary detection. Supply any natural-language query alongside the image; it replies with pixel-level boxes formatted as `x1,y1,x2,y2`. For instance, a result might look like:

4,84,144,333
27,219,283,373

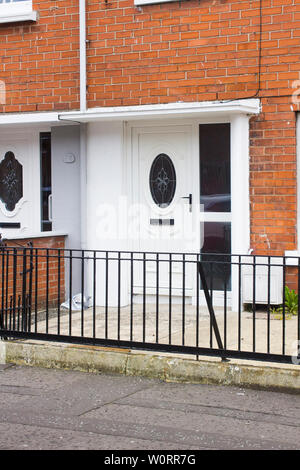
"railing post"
28,244,33,332
0,244,5,338
21,247,27,332
298,257,300,359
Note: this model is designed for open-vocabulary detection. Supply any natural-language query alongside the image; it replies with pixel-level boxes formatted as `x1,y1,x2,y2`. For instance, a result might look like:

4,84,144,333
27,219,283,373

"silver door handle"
181,194,192,212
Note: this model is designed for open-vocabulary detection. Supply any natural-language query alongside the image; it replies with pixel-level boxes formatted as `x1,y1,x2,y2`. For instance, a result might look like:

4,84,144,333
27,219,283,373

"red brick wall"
250,98,297,256
86,0,300,107
0,0,80,113
0,236,66,316
0,0,299,258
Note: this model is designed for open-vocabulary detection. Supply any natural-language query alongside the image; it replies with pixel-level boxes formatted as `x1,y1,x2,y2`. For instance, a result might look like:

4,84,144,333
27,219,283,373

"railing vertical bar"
224,271,227,350
252,255,256,353
298,257,300,349
130,252,133,342
46,248,49,334
22,248,27,333
118,252,121,341
182,254,186,346
143,253,146,343
1,247,5,331
3,249,7,329
156,253,159,343
238,256,242,351
267,255,271,353
81,250,85,337
93,251,96,339
282,257,286,355
5,249,9,329
28,246,33,333
9,296,12,330
34,248,38,333
196,254,200,360
105,251,108,339
57,249,61,335
69,250,73,336
209,261,213,348
12,248,17,331
26,294,30,333
17,295,21,331
169,253,172,345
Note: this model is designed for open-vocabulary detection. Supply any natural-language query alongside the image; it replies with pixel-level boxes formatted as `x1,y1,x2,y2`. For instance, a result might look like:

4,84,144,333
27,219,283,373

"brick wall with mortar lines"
250,98,297,257
0,0,299,260
86,0,300,107
0,236,66,318
0,0,80,113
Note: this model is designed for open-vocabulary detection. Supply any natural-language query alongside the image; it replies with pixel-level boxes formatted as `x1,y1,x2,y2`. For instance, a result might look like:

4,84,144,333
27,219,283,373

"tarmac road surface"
0,363,299,451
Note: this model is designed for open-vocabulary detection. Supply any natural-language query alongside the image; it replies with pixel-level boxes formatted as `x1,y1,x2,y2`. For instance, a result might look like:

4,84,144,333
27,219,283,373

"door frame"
125,115,251,310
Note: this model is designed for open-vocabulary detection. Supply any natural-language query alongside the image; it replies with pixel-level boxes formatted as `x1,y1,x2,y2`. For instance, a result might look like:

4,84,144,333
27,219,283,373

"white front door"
130,121,233,303
131,124,198,295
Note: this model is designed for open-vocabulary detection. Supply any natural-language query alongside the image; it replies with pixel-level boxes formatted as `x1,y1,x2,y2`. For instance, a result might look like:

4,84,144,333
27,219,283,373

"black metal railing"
0,245,300,365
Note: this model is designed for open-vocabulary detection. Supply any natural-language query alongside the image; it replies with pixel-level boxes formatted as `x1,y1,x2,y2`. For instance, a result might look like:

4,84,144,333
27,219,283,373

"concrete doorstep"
0,339,300,394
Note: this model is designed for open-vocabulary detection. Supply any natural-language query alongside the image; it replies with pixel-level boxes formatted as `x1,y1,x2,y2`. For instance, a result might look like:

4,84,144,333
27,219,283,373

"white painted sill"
0,1,37,24
285,250,300,266
0,11,37,24
134,0,174,5
3,231,68,241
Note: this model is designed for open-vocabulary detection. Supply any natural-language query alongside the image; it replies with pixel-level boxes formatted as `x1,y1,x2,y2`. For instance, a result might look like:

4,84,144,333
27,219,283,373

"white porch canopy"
0,99,260,126
58,98,260,122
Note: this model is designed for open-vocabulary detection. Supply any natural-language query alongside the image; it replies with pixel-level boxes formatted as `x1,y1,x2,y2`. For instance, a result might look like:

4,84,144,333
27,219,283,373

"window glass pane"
201,222,231,291
40,133,52,232
200,123,231,212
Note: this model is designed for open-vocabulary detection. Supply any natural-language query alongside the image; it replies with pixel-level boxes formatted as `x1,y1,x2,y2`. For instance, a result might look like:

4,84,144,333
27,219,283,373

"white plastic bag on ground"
61,293,90,311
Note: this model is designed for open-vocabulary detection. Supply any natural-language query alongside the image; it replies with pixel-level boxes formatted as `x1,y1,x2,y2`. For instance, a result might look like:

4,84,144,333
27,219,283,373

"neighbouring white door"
0,134,39,240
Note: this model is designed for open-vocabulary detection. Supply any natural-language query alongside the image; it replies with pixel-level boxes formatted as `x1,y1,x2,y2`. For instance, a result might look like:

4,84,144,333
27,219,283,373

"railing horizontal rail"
0,249,296,268
2,244,300,259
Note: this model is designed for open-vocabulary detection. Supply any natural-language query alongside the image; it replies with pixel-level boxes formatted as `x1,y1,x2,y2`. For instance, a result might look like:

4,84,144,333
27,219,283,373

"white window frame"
0,0,37,24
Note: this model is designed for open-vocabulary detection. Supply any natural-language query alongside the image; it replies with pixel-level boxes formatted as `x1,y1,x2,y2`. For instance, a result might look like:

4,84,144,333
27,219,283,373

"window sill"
0,11,37,24
284,250,300,266
2,231,67,241
134,0,174,5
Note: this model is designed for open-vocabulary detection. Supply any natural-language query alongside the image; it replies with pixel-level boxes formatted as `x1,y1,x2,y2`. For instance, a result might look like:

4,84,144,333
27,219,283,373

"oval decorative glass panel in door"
149,153,176,208
0,151,23,212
